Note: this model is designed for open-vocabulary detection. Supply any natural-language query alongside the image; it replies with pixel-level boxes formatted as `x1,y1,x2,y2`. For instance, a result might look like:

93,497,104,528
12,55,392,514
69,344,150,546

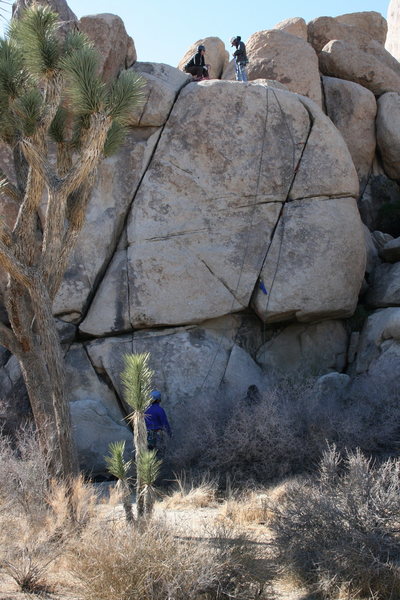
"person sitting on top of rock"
184,45,210,80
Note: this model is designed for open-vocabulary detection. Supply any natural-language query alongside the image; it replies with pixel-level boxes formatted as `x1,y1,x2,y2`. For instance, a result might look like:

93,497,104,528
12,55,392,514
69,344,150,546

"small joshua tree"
121,352,161,520
0,5,144,480
105,440,134,524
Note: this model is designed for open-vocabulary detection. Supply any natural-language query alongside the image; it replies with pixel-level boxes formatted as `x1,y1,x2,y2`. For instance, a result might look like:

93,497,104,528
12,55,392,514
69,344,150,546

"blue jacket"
145,403,171,436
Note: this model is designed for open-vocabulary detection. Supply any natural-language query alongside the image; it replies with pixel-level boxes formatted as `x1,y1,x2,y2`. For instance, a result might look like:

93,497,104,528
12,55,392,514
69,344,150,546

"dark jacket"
186,51,205,68
145,403,172,436
233,41,248,64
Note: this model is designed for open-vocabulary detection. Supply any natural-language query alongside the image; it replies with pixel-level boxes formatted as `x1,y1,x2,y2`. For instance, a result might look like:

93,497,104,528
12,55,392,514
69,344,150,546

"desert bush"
0,522,59,594
269,446,400,599
0,426,48,517
68,519,263,600
167,374,400,485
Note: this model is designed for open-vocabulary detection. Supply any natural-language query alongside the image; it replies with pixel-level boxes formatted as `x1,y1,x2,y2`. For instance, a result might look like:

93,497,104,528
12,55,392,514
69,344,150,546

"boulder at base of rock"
380,237,400,262
85,327,232,409
256,320,348,376
222,30,322,107
355,307,400,373
177,37,229,79
386,0,400,61
252,198,366,324
322,76,376,187
272,17,307,40
365,263,400,308
65,344,132,475
376,92,400,179
319,39,400,95
335,11,388,45
78,14,136,81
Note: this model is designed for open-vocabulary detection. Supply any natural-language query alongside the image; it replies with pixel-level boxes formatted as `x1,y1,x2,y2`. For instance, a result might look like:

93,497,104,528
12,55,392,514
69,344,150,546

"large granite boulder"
335,11,388,45
273,17,307,40
319,39,400,95
322,76,376,187
376,92,400,180
380,237,400,262
358,160,400,232
252,198,366,323
54,127,162,321
78,14,136,81
178,37,229,79
65,345,132,475
365,263,400,308
84,322,265,411
355,307,400,375
129,63,190,127
12,0,77,21
256,320,348,376
222,30,322,107
386,0,400,61
308,16,374,53
81,81,364,333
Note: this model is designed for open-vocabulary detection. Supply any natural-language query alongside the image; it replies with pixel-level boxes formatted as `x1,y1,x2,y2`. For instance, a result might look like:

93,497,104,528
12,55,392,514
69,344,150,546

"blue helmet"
150,390,161,401
198,44,205,52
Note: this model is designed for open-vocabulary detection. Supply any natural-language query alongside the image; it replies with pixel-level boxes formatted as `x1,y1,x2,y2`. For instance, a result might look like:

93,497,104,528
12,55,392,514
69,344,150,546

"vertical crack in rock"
82,343,132,430
200,86,275,394
252,95,314,305
79,78,191,324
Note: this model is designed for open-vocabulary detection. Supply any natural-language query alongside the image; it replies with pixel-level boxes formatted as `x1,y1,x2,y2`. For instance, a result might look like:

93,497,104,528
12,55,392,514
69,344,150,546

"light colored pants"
235,61,248,82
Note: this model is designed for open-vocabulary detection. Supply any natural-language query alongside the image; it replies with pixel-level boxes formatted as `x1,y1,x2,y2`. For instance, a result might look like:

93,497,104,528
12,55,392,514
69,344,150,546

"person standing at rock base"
230,36,248,82
184,45,209,80
145,390,172,456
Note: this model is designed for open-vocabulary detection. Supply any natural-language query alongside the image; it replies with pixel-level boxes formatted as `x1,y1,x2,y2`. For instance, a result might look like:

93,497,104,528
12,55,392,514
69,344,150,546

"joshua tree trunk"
133,412,148,518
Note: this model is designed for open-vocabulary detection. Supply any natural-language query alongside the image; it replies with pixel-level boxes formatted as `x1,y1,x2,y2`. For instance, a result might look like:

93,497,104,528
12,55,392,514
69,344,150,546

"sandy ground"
0,502,316,600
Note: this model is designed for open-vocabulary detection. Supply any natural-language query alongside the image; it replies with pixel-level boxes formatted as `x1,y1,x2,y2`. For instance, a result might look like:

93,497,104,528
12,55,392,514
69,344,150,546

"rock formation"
2,1,400,475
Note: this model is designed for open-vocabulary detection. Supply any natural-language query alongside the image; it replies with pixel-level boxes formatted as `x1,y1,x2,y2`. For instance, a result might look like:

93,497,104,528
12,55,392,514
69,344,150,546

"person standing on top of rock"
145,390,172,456
230,36,248,82
184,45,210,80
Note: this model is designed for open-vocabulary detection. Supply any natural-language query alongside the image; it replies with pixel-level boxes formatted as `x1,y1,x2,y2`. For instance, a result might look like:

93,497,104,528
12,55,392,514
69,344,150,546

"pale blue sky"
2,0,391,66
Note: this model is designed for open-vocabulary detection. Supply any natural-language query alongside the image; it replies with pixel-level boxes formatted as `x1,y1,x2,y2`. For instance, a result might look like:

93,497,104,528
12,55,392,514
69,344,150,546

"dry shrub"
68,520,245,600
46,475,98,535
269,446,400,599
168,375,400,485
0,426,48,519
161,474,217,509
0,512,60,594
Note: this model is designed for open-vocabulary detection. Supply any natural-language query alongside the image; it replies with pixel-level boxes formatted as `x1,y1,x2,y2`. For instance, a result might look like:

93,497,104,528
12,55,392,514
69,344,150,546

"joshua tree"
121,352,161,519
0,6,143,479
105,440,134,524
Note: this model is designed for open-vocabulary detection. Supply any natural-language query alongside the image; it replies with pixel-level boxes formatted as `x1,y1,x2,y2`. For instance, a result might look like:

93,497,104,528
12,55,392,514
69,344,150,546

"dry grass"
218,481,295,527
67,519,235,600
161,474,218,509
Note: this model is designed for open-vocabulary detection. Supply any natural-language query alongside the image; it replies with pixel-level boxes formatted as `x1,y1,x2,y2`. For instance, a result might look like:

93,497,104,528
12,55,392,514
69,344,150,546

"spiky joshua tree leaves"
0,6,144,480
122,352,161,520
105,441,135,524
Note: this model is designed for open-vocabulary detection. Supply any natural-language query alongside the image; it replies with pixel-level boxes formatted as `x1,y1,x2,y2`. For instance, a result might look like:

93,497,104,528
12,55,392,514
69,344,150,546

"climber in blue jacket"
145,390,172,452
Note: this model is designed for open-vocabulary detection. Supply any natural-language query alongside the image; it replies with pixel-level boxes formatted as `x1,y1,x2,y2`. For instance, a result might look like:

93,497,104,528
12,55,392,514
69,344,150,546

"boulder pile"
2,0,400,474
